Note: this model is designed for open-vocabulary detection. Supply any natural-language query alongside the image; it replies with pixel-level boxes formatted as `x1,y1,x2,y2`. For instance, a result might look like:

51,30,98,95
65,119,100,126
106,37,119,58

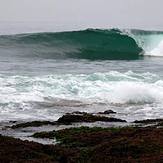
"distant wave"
0,28,163,60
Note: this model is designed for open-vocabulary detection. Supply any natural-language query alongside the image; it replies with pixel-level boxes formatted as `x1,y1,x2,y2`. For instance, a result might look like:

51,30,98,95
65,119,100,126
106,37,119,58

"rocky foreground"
0,111,163,163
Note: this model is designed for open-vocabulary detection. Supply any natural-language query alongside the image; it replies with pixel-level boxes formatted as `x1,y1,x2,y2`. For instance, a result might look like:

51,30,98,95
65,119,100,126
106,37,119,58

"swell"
0,29,144,60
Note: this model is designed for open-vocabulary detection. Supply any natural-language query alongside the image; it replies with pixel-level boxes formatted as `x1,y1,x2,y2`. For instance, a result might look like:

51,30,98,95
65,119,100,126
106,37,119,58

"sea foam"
0,71,162,121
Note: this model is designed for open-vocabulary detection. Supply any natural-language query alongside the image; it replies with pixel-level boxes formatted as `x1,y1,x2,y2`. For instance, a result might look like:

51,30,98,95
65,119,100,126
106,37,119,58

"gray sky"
0,0,163,30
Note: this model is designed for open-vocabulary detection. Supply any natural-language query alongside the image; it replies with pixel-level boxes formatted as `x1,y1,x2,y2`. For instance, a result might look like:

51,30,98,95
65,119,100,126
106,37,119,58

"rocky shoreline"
0,110,163,162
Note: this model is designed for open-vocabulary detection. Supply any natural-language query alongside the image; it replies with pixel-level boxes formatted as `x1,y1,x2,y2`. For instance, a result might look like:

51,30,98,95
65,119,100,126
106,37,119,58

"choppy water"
0,28,163,122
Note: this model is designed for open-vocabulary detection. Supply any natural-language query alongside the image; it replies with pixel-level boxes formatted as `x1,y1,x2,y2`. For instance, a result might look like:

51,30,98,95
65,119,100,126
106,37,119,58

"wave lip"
126,29,163,57
0,29,144,60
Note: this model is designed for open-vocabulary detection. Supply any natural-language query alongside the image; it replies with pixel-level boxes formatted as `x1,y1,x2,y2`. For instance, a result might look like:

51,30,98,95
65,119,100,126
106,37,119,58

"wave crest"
0,29,143,60
1,28,163,59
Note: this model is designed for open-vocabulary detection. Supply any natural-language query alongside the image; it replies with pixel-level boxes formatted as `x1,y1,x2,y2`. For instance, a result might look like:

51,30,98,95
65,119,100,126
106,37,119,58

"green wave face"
0,28,160,60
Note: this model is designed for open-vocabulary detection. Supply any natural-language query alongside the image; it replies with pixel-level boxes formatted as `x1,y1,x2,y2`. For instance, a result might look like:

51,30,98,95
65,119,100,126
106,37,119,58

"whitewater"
0,27,163,122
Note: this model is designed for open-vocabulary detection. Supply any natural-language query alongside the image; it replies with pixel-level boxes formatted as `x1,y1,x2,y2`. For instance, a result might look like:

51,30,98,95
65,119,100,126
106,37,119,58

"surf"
0,71,163,121
0,28,163,60
0,29,143,60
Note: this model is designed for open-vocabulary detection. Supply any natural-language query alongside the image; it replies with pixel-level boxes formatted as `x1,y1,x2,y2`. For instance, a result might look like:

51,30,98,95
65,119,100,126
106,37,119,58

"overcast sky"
0,0,163,31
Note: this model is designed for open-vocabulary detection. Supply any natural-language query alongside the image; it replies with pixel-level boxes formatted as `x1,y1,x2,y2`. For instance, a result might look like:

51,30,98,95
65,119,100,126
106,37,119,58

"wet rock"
2,126,163,162
52,127,163,162
133,119,163,124
68,111,87,115
11,121,59,129
57,113,126,123
0,134,58,163
98,110,116,114
33,131,56,139
32,127,113,139
10,111,124,129
9,121,17,123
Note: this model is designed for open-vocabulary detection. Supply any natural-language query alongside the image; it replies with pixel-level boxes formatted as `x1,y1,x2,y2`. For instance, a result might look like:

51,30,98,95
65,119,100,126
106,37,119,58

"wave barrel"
0,29,144,60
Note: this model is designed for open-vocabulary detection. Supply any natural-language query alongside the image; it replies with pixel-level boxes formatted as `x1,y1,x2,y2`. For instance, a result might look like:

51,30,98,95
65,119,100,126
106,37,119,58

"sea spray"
0,71,163,121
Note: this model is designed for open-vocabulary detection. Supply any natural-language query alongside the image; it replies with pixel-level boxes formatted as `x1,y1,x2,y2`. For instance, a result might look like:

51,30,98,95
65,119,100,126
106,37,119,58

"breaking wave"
1,71,163,121
0,28,163,60
0,71,162,105
0,29,143,60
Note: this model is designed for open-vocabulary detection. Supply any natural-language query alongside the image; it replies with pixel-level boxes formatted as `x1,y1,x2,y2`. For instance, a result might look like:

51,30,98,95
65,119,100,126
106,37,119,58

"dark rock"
9,121,17,123
133,119,163,124
67,111,87,115
10,112,125,129
57,113,126,123
98,110,116,114
11,121,59,129
2,126,163,162
0,135,58,163
33,131,56,139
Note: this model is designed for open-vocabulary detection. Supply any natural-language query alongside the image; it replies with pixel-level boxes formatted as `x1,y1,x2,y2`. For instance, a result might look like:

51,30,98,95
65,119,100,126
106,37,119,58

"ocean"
0,27,163,123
